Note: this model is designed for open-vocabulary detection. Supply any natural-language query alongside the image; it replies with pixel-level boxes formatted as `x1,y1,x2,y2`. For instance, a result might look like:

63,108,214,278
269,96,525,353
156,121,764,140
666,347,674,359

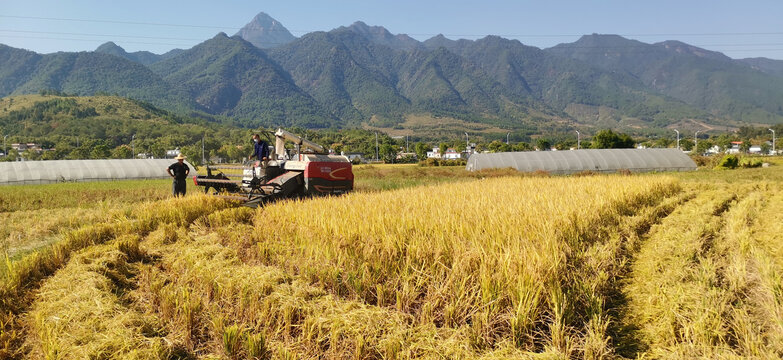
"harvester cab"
194,128,354,207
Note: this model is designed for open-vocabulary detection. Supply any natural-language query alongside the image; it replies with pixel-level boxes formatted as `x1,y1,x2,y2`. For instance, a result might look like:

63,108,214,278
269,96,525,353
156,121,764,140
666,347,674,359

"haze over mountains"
2,11,783,136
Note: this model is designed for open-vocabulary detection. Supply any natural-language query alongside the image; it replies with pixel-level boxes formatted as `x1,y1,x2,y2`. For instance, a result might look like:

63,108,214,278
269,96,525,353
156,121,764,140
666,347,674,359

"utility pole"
3,135,7,158
770,128,776,155
674,129,680,150
464,132,469,150
506,132,511,145
694,131,700,153
375,132,378,161
406,135,409,153
202,134,206,164
131,134,136,159
576,130,580,150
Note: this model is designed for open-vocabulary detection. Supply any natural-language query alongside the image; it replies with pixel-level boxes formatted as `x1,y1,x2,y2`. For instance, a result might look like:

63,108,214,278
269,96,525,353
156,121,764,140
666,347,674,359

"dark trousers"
172,179,186,197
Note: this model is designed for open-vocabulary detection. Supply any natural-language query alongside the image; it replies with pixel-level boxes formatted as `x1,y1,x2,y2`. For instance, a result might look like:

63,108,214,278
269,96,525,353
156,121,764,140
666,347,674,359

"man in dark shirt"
248,134,269,167
167,153,190,197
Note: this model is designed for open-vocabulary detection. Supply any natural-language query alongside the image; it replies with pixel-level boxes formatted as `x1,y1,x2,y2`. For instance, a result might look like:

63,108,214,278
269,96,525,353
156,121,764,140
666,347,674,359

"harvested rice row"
26,236,170,359
0,194,234,358
138,227,508,359
624,184,783,358
719,186,783,356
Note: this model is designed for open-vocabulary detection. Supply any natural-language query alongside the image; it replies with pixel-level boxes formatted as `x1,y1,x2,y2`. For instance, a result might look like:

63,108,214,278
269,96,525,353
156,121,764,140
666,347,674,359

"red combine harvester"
193,128,353,207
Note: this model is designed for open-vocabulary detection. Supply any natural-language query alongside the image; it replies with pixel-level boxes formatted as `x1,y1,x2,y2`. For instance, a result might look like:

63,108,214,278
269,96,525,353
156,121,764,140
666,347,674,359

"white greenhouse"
466,148,697,174
0,159,194,185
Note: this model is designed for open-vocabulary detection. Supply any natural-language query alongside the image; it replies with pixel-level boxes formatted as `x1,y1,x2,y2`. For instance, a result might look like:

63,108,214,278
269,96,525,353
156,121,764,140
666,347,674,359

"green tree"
487,140,511,153
696,139,713,154
111,145,132,159
41,150,58,160
590,129,635,149
21,150,40,160
536,138,551,151
653,138,674,148
90,144,111,159
739,140,751,153
414,142,428,160
761,143,771,155
512,142,533,152
180,145,201,166
380,143,396,163
680,139,695,151
67,147,90,159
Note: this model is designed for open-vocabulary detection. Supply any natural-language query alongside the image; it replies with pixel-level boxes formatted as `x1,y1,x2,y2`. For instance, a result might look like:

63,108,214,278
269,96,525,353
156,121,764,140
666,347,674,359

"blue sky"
3,0,783,59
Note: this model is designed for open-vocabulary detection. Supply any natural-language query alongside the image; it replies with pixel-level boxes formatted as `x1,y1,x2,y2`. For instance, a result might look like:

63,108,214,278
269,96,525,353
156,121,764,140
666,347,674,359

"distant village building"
396,152,417,160
11,143,42,152
165,149,181,159
443,148,461,160
341,151,364,162
727,141,742,154
426,147,441,159
462,144,476,158
749,145,762,154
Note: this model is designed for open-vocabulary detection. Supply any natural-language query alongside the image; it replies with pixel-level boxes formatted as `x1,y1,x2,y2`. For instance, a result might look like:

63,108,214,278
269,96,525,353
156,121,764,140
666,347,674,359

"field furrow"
0,196,234,358
623,183,783,358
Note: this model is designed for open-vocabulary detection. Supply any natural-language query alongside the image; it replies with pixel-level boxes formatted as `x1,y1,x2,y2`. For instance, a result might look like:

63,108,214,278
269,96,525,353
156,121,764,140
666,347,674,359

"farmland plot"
1,169,782,359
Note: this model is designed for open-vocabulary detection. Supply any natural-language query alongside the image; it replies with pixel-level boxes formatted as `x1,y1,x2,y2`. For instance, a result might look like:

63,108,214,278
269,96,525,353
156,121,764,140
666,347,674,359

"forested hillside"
2,13,783,135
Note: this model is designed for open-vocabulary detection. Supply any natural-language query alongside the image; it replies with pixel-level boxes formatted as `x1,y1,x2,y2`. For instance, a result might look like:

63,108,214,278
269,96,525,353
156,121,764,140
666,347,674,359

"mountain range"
2,12,783,138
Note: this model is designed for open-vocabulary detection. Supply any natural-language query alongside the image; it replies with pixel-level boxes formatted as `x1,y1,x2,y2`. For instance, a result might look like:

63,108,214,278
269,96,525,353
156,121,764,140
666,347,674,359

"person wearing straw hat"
167,153,190,197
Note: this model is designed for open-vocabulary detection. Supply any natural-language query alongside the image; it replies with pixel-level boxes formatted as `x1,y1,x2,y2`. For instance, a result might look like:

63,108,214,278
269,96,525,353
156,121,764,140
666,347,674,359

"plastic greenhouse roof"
465,148,697,174
0,159,194,185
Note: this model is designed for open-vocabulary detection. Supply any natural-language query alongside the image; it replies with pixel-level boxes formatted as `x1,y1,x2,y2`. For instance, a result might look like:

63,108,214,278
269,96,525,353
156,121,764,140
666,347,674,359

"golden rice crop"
235,175,680,356
624,183,783,358
10,166,783,359
2,174,683,358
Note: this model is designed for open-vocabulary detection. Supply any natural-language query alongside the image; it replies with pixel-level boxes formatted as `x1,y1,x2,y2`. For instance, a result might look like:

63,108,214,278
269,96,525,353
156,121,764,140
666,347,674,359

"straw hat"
175,154,186,160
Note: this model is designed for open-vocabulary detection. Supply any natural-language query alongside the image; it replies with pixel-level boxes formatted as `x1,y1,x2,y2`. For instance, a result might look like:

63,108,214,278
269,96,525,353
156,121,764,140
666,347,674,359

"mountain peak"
336,21,421,51
423,34,458,50
235,11,296,48
95,41,127,55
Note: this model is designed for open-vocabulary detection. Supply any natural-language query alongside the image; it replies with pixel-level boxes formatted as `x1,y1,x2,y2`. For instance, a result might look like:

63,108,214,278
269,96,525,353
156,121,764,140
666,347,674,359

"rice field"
1,163,783,359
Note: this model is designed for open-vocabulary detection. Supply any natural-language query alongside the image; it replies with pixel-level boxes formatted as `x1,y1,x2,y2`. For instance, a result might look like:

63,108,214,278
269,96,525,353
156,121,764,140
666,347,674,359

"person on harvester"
248,134,269,167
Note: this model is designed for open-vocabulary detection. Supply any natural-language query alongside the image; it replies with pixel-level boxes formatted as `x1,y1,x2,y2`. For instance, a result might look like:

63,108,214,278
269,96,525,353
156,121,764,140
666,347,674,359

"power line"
0,35,191,47
3,14,783,39
6,29,783,47
4,34,783,56
0,29,205,42
0,15,243,31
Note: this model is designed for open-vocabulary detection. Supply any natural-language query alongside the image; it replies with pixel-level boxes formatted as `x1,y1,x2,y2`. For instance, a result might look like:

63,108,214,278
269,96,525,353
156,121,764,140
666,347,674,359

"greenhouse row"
466,148,697,174
0,159,192,185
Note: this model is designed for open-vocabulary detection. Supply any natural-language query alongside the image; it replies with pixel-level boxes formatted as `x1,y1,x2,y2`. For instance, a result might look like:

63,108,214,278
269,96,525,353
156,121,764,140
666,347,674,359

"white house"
443,148,461,160
726,142,742,154
426,147,441,159
165,149,181,158
749,145,762,154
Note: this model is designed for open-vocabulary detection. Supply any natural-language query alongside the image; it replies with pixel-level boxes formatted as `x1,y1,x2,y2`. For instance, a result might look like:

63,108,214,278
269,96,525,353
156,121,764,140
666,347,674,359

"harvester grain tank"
193,129,353,207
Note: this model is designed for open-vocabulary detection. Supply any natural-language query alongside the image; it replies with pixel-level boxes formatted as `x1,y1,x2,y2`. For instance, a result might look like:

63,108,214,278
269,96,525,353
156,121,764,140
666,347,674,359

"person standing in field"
248,134,269,167
167,153,190,197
